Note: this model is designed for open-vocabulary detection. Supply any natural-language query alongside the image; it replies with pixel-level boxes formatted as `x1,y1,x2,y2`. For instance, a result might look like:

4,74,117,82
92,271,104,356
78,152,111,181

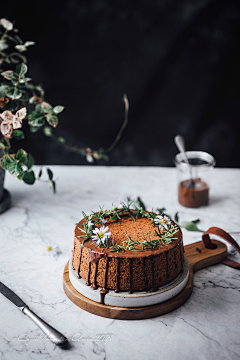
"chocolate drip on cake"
77,243,83,278
91,259,99,290
99,288,108,304
143,258,148,291
180,242,183,270
174,247,177,268
99,256,109,304
129,258,133,294
72,239,76,270
150,254,160,292
86,252,91,286
166,251,170,278
115,258,121,293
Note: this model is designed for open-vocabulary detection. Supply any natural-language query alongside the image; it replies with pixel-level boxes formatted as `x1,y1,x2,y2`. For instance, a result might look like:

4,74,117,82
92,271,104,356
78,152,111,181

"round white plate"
69,256,189,308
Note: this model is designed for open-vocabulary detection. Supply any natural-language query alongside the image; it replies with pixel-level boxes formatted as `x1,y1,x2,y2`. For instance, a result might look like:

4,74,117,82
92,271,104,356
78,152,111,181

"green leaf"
157,207,166,215
0,156,11,170
16,149,28,166
52,180,56,194
8,161,23,177
46,114,58,128
0,85,8,97
0,142,5,150
23,170,36,185
35,104,44,114
58,136,65,144
47,168,53,180
181,221,203,232
24,41,36,47
16,63,28,76
17,172,25,180
100,153,110,161
30,126,40,133
53,105,64,114
192,219,200,224
27,153,34,169
41,102,52,113
174,212,179,223
38,169,42,178
137,197,146,211
12,129,24,140
0,18,13,31
43,126,52,137
6,87,22,100
28,115,45,128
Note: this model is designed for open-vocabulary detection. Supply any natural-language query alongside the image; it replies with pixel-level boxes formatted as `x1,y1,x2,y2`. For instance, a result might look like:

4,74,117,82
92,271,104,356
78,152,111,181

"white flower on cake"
88,221,94,227
157,215,171,230
92,226,111,245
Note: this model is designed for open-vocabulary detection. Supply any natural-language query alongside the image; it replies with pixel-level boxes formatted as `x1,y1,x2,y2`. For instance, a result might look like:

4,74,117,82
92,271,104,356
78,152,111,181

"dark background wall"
1,0,240,167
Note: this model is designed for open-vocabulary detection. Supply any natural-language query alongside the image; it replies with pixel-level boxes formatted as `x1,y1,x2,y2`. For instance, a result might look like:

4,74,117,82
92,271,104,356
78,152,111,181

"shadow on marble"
209,195,230,206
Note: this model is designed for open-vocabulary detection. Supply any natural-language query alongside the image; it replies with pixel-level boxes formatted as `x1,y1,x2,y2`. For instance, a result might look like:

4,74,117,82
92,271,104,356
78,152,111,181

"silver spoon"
174,135,195,188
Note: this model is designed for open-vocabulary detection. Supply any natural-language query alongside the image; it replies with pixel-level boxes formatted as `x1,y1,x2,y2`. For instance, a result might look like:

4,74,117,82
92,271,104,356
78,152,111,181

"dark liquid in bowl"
180,158,209,166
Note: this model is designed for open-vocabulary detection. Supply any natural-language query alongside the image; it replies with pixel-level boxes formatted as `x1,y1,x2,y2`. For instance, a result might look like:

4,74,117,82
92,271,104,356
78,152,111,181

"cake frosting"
71,201,184,303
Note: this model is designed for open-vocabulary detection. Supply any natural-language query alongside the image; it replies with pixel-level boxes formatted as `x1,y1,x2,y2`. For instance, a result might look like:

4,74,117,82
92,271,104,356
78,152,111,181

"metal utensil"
0,281,68,347
174,135,195,188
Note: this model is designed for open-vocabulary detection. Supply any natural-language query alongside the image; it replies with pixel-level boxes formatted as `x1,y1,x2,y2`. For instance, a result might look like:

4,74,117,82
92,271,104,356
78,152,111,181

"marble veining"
0,166,239,360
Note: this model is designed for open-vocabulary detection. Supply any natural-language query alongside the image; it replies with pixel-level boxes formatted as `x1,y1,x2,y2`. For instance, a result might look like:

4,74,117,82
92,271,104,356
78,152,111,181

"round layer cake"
72,205,184,299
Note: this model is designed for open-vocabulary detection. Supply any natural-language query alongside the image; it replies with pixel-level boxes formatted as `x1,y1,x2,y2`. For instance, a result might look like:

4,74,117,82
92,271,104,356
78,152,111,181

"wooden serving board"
63,239,227,320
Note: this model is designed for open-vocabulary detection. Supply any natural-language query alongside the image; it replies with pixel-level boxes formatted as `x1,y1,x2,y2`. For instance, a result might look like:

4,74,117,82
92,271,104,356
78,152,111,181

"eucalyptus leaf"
12,129,24,140
29,126,40,133
8,161,23,177
46,113,58,127
43,126,53,137
0,18,13,31
53,105,64,114
6,87,22,99
181,221,203,232
52,180,56,194
16,149,28,166
27,153,34,169
23,170,35,185
16,63,28,76
58,136,65,144
0,40,8,51
24,41,35,47
174,212,179,223
47,168,53,180
0,85,8,97
0,156,11,169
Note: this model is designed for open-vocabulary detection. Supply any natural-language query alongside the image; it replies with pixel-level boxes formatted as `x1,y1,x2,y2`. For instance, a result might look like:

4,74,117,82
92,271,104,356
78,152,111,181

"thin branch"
106,93,129,153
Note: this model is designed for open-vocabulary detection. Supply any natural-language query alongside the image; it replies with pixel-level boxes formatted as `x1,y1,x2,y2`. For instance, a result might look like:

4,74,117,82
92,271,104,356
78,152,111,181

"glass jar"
174,151,216,208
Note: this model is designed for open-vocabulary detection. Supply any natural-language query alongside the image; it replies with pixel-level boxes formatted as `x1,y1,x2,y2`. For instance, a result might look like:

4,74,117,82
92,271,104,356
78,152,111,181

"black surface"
0,282,26,308
1,0,240,167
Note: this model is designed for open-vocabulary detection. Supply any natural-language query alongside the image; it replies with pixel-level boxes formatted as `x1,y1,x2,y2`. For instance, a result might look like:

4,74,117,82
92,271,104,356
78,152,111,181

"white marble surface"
0,166,240,360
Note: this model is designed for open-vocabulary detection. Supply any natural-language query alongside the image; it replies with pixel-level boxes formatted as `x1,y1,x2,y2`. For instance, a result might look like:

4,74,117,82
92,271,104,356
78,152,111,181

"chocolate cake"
71,203,184,303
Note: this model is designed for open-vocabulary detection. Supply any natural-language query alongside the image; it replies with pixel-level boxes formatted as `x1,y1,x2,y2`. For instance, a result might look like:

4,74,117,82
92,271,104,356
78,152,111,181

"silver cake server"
0,281,68,347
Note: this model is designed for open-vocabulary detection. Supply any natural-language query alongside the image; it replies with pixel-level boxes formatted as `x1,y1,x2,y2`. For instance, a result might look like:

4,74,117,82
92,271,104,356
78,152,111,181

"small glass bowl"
174,151,216,208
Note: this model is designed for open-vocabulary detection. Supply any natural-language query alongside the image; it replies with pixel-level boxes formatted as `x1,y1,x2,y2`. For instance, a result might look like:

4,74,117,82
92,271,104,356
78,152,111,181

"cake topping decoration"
76,199,180,253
